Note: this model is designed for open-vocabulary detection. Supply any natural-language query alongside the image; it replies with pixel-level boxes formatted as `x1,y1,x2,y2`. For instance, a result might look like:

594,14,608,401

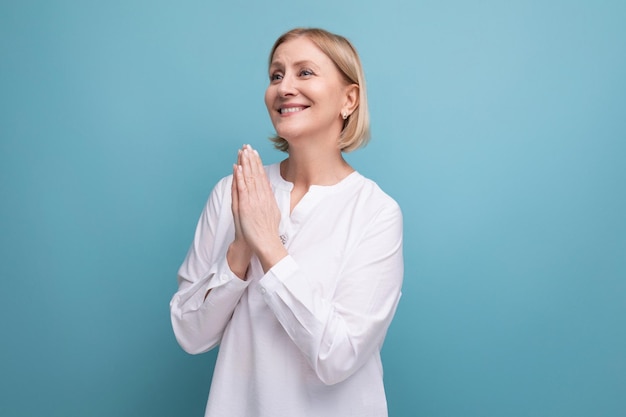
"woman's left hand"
233,145,287,271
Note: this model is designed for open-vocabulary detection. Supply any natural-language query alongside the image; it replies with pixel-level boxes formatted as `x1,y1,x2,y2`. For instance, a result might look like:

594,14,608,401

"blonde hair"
267,28,370,153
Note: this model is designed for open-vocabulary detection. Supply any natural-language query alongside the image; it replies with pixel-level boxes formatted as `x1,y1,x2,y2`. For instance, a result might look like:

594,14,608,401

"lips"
279,105,309,115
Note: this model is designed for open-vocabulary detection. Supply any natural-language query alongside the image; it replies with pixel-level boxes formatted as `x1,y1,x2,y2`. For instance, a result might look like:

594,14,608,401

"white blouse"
170,163,404,417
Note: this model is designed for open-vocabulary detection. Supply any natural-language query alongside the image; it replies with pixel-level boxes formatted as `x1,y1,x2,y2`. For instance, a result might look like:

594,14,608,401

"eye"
299,68,314,77
270,72,283,82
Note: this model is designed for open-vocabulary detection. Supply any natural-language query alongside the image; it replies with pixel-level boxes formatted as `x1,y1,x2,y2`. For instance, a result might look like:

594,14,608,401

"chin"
274,127,304,142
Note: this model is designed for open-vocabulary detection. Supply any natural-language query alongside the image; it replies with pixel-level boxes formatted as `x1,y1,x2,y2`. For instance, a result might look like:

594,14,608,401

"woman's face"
265,37,352,147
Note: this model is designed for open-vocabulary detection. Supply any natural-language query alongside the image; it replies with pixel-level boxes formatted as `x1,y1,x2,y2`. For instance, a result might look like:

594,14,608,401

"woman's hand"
233,144,287,272
227,148,253,279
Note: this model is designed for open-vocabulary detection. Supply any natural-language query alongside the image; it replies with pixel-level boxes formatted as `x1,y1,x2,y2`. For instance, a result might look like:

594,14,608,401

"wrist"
256,238,288,274
227,240,252,280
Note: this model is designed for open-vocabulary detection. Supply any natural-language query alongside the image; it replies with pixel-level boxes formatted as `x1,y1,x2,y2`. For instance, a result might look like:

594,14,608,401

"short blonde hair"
267,28,370,153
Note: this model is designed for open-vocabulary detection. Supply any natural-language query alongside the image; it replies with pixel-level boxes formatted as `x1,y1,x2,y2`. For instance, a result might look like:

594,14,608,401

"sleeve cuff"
211,257,251,291
259,255,298,294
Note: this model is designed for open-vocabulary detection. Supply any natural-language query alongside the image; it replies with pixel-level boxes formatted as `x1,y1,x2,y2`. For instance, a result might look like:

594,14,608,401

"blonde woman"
171,28,404,417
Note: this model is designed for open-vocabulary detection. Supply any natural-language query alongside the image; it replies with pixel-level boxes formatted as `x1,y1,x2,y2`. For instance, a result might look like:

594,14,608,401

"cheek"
311,84,343,111
264,87,274,113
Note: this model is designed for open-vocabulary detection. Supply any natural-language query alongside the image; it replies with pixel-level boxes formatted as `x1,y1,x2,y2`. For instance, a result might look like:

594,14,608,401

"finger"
241,148,257,192
234,162,249,198
248,146,264,180
234,148,246,191
245,146,270,197
237,147,244,166
232,164,245,238
231,163,239,212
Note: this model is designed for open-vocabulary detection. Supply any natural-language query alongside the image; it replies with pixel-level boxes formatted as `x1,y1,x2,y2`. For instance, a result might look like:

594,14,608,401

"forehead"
270,37,333,67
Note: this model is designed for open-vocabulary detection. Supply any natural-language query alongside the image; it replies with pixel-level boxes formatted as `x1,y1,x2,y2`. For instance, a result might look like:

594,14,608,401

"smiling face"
264,36,357,150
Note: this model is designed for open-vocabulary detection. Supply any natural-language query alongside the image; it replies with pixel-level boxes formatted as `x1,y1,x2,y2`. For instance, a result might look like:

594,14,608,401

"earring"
342,112,348,120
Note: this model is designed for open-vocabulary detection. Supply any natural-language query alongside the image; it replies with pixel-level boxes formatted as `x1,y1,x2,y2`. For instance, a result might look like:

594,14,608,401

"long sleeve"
178,165,403,417
259,197,404,385
170,176,251,354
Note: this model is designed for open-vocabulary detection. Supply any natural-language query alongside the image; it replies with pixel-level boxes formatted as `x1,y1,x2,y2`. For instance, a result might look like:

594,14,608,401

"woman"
170,28,403,417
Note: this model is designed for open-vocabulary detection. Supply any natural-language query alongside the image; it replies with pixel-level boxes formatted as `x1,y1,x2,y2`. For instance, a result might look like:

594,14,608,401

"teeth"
280,107,305,114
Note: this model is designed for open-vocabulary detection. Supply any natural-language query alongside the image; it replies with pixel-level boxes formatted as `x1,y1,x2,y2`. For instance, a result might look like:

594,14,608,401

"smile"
279,106,309,114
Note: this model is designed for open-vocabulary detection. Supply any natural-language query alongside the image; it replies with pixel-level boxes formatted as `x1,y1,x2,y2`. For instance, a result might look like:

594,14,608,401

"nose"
277,72,297,97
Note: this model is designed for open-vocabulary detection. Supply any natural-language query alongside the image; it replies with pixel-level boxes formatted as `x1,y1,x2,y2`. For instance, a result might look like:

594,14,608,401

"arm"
259,201,404,385
170,176,251,354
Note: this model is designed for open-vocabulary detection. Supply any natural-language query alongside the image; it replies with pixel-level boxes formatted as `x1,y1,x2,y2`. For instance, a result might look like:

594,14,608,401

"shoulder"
209,173,234,201
353,173,402,216
345,174,403,246
336,172,403,233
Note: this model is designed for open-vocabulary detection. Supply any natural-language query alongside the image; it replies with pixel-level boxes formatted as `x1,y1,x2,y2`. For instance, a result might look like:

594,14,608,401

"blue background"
1,1,625,416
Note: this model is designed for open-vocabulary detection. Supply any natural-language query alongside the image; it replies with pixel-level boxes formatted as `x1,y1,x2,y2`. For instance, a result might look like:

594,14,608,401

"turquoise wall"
1,1,624,416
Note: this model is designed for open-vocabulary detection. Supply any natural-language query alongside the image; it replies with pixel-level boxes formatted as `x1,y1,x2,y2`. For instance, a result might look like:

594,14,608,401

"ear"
341,84,359,117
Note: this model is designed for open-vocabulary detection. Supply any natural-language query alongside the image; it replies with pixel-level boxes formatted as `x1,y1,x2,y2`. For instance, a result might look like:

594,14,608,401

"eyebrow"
269,60,320,70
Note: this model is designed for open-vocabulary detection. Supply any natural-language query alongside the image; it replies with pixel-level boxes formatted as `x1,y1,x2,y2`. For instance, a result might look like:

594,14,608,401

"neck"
280,145,353,188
